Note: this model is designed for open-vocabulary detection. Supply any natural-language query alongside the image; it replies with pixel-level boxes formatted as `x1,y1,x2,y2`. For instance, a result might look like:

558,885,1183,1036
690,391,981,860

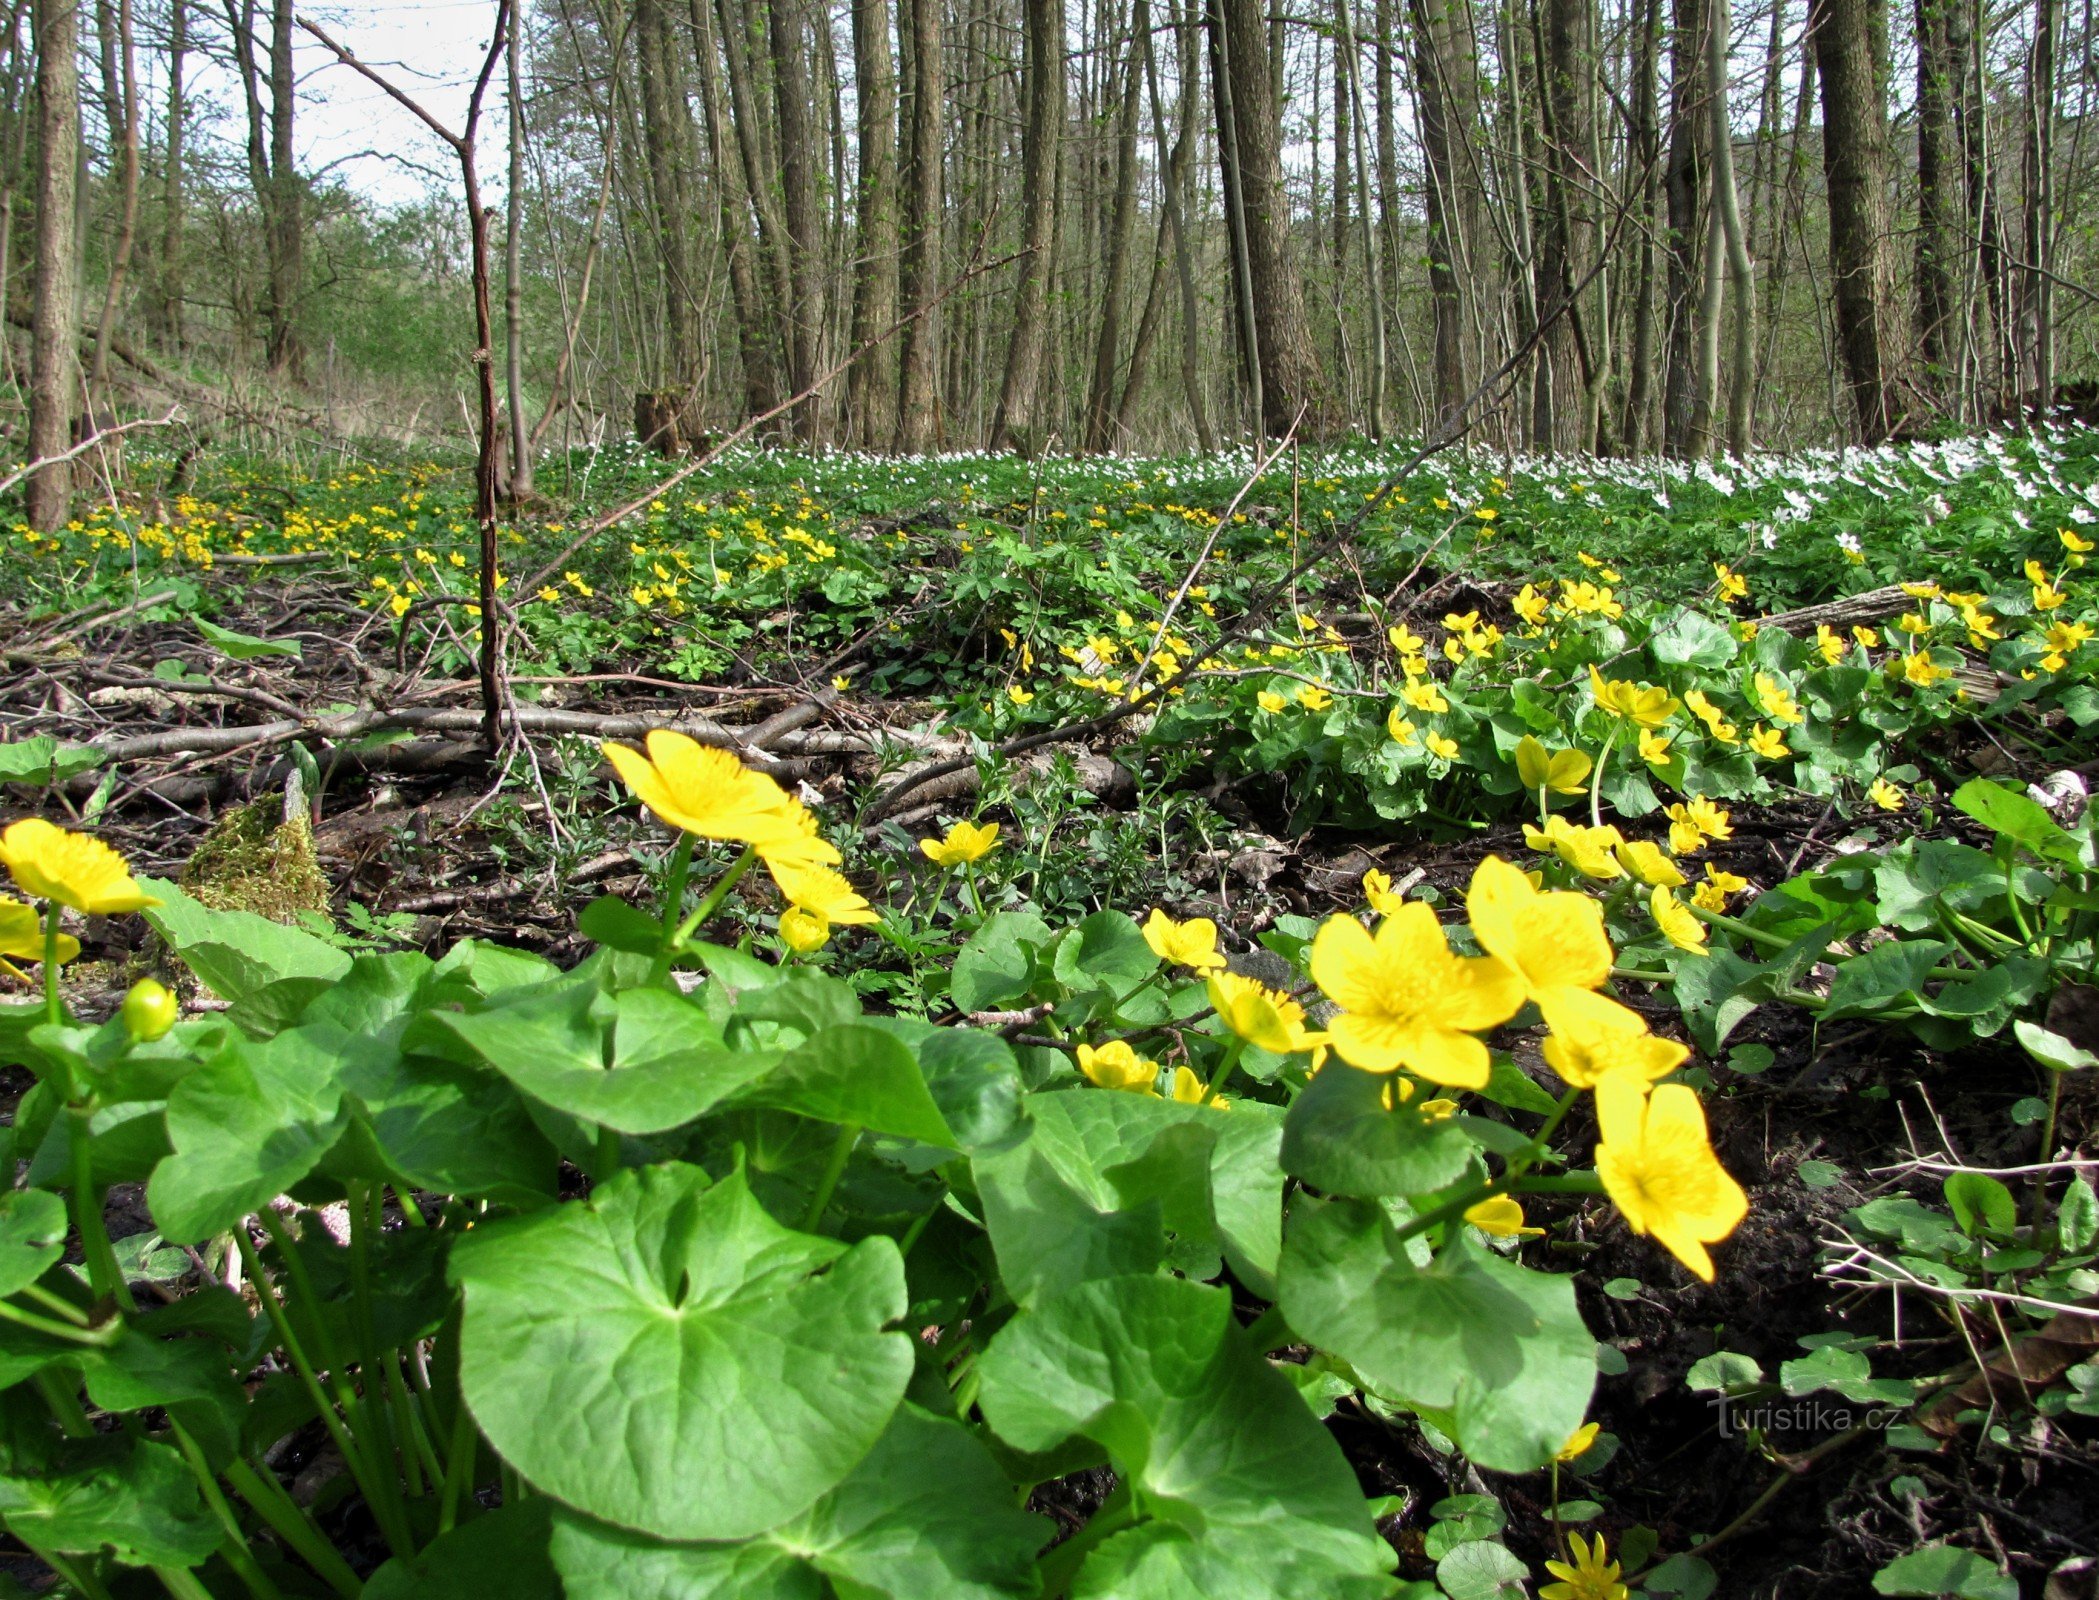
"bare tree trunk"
1084,0,1140,451
635,0,702,391
1620,0,1660,450
993,0,1066,451
88,0,137,390
1709,0,1753,452
1809,0,1900,440
770,0,826,440
1147,0,1211,448
1661,0,1706,454
28,0,78,531
893,0,943,450
158,0,184,348
1914,0,1956,406
1408,0,1468,431
689,0,783,419
1208,0,1261,435
2021,0,2053,400
504,0,531,495
1212,0,1327,436
846,0,898,445
265,0,297,373
1335,0,1385,434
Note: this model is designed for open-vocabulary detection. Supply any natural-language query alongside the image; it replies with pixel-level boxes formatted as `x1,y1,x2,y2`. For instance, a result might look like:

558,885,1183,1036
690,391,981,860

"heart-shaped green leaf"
452,1162,911,1541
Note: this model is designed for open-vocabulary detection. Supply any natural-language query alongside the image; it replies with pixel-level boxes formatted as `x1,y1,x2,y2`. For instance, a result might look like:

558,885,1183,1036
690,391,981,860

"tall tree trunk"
1914,0,1956,406
770,0,826,439
994,0,1066,451
504,0,531,495
690,0,783,419
1084,0,1140,451
1661,0,1706,454
264,0,298,373
28,0,78,531
158,0,183,347
1532,0,1592,451
1408,0,1469,431
635,0,702,392
1208,0,1261,434
1809,0,1899,440
1148,0,1211,448
1335,0,1385,434
846,0,898,445
1211,0,1327,436
1619,0,1661,450
892,0,943,450
1709,0,1753,452
88,0,137,390
2021,0,2053,400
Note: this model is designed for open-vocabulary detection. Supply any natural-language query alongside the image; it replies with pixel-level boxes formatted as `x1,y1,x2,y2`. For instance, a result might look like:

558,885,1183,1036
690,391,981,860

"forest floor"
5,427,2099,1597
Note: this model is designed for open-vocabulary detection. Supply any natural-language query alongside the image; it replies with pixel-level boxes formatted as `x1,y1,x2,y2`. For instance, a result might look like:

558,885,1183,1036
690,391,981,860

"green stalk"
437,1390,479,1535
802,1124,861,1232
344,1185,407,1495
962,861,985,918
234,1229,415,1563
167,1421,283,1600
68,1108,133,1313
1686,905,1790,950
1588,722,1621,831
2031,1070,2064,1235
0,1298,119,1344
661,845,759,970
153,1565,218,1600
19,1281,93,1325
657,831,696,940
222,1459,362,1600
37,1370,94,1435
37,1548,117,1600
1035,1479,1138,1598
1201,1037,1246,1107
593,1124,623,1180
42,902,63,1029
1240,1304,1292,1353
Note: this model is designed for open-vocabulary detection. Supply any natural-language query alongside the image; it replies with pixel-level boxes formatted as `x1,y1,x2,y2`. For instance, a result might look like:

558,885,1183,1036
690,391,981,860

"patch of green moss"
181,800,332,927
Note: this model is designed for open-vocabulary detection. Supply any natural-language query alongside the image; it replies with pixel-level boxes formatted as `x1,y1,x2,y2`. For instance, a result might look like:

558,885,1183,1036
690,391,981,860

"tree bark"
1808,0,1900,440
1083,0,1140,451
770,0,826,440
1709,0,1752,453
688,0,783,420
504,0,531,495
264,0,298,373
846,0,898,445
1660,0,1705,454
1211,0,1327,437
635,0,703,393
994,0,1066,451
892,0,943,451
158,0,184,348
88,0,137,390
28,0,79,532
1913,0,1956,406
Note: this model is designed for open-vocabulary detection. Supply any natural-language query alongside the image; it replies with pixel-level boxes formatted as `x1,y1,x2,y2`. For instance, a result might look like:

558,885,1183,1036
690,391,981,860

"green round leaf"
452,1162,911,1541
0,1190,67,1297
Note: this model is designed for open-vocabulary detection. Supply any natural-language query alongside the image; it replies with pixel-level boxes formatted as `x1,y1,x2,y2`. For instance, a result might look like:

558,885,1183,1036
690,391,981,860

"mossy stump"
180,800,332,927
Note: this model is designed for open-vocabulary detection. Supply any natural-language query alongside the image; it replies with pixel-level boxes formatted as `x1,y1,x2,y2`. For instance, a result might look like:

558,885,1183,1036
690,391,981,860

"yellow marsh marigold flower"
1402,677,1449,715
0,898,80,965
1867,777,1906,812
1309,905,1524,1088
1465,856,1613,1006
920,819,1001,867
1898,650,1951,687
2063,527,2095,555
1464,1195,1542,1238
1691,865,1749,912
1638,729,1673,766
1257,690,1289,714
1078,1039,1159,1094
1614,838,1685,889
1387,622,1425,654
1386,708,1419,746
1512,584,1550,626
1748,724,1791,761
766,859,879,926
1714,563,1748,602
1650,887,1708,954
1142,908,1226,971
1587,666,1679,728
1515,735,1592,795
1167,1064,1227,1107
1523,815,1625,881
2041,618,2092,670
1753,672,1804,726
1296,684,1334,711
778,905,831,954
1556,1422,1600,1464
1425,731,1460,761
1594,1074,1747,1282
602,732,837,866
1542,1531,1629,1600
1541,987,1689,1089
1205,970,1320,1055
0,820,161,917
1362,869,1406,917
1664,797,1732,853
1815,624,1848,665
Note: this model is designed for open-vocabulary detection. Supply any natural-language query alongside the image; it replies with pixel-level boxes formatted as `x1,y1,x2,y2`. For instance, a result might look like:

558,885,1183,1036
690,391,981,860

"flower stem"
1589,723,1620,831
1201,1037,1246,1106
658,832,696,941
802,1123,860,1233
69,1108,133,1313
223,1458,362,1600
667,845,758,954
41,902,63,1029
